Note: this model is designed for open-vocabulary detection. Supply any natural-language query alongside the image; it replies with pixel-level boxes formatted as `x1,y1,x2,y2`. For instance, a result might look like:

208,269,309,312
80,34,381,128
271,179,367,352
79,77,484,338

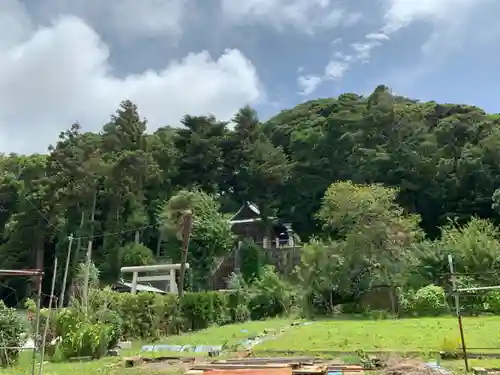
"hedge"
87,288,251,340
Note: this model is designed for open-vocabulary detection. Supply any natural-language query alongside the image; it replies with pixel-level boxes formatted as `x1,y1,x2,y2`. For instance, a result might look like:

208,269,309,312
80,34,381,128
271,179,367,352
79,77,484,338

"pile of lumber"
185,357,364,375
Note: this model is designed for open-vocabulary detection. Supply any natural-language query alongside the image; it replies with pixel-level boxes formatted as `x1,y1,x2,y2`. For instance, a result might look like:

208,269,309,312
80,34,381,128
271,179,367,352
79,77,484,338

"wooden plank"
223,357,316,363
328,364,363,371
192,364,291,370
204,369,292,375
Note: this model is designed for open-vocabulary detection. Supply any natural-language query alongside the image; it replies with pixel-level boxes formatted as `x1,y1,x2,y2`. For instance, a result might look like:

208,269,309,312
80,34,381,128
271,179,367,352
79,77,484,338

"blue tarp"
426,362,451,375
140,344,183,352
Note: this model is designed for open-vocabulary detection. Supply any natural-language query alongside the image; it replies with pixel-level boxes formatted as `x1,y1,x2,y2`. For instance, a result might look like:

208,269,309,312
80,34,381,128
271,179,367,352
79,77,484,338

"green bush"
89,288,238,339
411,285,449,316
0,301,26,367
227,273,251,322
485,290,500,313
118,243,156,268
49,296,117,360
181,292,230,331
239,240,264,283
42,282,290,360
249,266,295,320
59,320,112,359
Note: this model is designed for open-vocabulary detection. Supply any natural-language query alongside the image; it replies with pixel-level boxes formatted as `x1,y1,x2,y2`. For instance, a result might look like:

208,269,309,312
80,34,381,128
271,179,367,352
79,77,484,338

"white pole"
131,272,138,294
456,285,500,292
59,234,74,308
38,257,58,375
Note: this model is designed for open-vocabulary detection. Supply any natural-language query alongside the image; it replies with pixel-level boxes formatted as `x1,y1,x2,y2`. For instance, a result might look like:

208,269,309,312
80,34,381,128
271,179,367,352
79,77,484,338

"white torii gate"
120,263,190,294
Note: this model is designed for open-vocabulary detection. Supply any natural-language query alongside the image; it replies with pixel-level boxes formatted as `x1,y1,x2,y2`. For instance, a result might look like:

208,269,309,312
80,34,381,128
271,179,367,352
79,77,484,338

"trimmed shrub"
411,285,449,316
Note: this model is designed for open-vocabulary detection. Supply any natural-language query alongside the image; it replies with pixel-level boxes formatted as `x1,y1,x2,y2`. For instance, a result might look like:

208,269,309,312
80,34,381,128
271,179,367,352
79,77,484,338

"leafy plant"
411,285,449,316
239,239,264,283
249,265,295,320
0,301,26,367
118,242,156,268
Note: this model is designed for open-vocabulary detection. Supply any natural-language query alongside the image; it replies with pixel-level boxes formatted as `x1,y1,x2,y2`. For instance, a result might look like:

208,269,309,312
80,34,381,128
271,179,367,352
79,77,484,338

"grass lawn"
6,316,500,374
254,316,500,352
143,318,294,348
2,318,294,375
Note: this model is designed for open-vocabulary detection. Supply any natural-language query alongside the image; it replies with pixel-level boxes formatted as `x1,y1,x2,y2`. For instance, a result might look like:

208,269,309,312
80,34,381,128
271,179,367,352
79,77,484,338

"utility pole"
83,192,97,312
59,233,74,308
178,210,192,298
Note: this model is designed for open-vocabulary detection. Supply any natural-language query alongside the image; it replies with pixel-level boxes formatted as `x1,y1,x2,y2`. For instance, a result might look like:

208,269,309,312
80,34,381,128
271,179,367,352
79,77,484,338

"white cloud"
296,60,348,96
297,75,322,96
382,0,476,35
0,10,262,154
378,0,484,87
365,32,389,41
30,0,189,41
324,61,349,80
297,0,484,95
350,41,383,62
220,0,362,34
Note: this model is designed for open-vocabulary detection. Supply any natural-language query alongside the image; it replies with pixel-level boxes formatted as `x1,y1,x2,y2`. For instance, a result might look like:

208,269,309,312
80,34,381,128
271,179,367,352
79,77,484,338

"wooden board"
204,369,293,375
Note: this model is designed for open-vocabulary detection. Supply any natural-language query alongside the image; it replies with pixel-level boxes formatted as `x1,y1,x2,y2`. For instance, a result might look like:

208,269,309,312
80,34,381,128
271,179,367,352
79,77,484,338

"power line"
23,196,63,233
76,224,157,240
21,194,158,241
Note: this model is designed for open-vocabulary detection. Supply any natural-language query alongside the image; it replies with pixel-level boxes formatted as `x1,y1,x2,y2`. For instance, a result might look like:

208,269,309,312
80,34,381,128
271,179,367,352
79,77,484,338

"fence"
0,268,44,374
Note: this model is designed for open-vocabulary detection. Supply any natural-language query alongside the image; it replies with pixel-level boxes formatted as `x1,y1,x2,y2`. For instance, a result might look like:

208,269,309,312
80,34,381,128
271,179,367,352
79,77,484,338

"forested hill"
2,84,500,301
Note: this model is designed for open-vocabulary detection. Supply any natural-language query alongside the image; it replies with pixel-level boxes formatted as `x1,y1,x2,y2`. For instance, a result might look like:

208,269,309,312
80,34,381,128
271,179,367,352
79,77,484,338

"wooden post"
179,210,193,297
131,272,138,294
169,268,176,293
263,237,269,249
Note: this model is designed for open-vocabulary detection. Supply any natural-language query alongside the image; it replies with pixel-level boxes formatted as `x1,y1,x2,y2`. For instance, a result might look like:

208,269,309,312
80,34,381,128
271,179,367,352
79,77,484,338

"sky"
1,0,500,154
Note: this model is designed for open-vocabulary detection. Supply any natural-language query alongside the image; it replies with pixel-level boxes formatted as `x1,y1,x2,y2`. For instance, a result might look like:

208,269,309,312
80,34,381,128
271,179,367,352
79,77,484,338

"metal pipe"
121,263,190,273
456,285,500,292
31,274,43,375
448,254,469,372
0,269,43,276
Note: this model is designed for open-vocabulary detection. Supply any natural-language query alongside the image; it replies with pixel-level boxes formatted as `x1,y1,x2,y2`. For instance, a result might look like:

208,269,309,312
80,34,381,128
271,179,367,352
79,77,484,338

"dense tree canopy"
2,85,500,305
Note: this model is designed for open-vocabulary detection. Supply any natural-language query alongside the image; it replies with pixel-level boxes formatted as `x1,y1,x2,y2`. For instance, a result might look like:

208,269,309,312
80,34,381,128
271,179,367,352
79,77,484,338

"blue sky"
1,0,499,153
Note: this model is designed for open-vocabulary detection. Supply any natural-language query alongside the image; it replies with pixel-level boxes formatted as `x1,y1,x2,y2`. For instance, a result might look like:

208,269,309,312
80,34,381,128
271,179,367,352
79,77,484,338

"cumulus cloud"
0,5,262,154
382,0,476,35
28,0,189,41
221,0,362,34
